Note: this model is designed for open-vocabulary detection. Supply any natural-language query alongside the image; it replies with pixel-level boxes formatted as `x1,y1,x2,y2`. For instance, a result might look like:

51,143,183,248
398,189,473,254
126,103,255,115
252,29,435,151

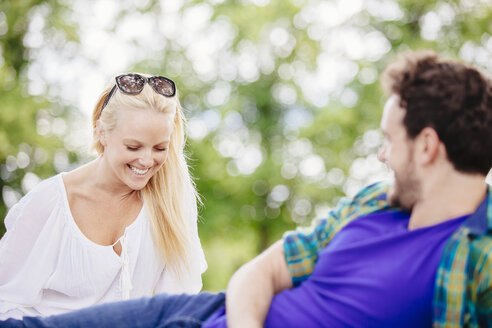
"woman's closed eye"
126,145,168,151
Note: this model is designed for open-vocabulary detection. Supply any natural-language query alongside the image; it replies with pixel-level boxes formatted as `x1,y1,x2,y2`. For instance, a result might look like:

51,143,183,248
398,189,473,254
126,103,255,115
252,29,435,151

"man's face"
378,95,421,211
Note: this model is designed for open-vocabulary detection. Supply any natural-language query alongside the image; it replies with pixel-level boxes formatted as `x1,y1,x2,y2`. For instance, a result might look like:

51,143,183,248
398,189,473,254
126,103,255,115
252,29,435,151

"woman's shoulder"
17,173,64,203
28,162,95,204
5,173,66,221
2,173,68,239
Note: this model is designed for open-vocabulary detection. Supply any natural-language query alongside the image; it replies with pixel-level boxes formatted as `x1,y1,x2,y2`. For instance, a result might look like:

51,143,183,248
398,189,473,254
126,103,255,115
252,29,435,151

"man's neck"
408,170,487,230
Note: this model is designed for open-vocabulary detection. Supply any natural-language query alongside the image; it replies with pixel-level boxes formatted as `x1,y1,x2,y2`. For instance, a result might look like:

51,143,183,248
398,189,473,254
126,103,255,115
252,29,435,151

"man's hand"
226,240,293,328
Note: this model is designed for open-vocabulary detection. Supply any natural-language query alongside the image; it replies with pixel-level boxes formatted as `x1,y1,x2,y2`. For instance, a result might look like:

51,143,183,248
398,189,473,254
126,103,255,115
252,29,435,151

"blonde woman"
0,74,207,319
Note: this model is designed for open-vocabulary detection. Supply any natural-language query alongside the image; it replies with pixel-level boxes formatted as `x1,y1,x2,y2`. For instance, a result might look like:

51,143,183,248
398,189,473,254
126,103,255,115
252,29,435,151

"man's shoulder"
334,181,393,219
284,181,394,241
351,181,391,204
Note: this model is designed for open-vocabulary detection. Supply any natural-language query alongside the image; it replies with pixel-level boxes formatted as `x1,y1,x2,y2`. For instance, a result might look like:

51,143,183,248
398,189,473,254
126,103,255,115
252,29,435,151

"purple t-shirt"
204,210,467,328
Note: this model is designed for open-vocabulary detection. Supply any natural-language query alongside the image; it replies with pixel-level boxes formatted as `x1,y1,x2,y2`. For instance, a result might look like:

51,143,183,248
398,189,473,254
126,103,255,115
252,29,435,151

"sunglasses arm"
101,85,118,111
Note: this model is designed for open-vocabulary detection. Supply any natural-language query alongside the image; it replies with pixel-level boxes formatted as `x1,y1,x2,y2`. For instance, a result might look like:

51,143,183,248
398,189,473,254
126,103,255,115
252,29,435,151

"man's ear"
96,121,107,147
414,127,442,165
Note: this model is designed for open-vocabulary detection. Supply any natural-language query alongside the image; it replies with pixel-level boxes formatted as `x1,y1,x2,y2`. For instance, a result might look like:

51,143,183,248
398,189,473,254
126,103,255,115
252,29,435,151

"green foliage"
1,0,492,290
0,0,79,234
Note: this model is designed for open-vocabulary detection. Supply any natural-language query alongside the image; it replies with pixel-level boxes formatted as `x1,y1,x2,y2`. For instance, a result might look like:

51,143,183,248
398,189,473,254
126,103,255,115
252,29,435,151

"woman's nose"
138,151,154,167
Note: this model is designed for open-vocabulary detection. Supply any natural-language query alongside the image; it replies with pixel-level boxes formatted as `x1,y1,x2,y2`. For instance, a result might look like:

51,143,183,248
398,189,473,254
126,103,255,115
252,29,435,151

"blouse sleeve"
0,177,61,317
154,180,207,294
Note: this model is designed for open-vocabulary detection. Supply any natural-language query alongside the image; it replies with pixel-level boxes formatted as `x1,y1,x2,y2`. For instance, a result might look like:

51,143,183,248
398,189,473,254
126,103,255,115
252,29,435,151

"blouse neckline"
57,173,146,255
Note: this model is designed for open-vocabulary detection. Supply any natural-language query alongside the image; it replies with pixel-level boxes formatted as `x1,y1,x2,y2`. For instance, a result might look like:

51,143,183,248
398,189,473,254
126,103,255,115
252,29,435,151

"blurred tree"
0,0,79,234
1,0,492,290
135,0,492,290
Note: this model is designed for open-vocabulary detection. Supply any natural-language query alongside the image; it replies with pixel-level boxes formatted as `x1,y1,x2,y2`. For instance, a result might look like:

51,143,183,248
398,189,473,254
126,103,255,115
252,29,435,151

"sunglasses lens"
116,74,146,94
149,77,176,97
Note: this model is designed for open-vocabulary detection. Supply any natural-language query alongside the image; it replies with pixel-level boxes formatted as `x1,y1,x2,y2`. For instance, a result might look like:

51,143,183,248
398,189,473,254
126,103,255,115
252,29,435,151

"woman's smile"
127,164,151,176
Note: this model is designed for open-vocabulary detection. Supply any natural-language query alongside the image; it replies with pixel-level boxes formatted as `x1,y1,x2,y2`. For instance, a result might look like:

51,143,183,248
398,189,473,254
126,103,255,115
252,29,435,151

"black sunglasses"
101,74,176,110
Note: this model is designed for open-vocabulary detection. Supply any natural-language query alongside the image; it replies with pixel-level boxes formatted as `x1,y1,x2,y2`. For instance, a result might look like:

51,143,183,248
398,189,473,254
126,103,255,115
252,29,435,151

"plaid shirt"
283,181,492,327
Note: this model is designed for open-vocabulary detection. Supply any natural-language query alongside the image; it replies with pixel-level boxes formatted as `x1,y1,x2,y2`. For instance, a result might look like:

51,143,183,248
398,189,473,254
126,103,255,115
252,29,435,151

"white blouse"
0,173,207,319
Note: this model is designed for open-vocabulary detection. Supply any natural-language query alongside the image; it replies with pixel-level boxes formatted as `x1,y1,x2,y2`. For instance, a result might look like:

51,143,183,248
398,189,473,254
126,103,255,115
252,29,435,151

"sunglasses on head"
101,74,176,110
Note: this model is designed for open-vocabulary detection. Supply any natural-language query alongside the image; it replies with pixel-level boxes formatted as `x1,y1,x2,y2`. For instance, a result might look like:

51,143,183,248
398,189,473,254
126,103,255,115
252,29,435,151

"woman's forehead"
113,107,175,133
116,106,175,121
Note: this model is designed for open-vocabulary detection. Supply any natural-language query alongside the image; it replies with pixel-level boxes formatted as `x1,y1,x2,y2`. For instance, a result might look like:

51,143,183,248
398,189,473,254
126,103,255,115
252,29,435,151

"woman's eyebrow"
123,138,170,145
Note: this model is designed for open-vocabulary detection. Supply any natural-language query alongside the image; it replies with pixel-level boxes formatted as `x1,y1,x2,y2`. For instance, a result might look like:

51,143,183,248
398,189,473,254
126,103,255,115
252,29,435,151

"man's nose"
377,145,387,163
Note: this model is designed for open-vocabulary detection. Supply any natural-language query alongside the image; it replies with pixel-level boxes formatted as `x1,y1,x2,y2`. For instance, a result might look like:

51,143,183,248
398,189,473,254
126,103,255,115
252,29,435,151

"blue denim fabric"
0,292,225,328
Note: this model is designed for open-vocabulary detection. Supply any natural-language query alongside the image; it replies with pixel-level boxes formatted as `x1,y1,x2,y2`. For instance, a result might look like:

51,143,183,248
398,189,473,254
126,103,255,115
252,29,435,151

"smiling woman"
0,73,207,319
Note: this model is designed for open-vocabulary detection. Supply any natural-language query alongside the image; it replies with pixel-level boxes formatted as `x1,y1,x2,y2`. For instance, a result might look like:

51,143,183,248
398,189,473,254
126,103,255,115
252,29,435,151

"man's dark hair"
382,50,492,175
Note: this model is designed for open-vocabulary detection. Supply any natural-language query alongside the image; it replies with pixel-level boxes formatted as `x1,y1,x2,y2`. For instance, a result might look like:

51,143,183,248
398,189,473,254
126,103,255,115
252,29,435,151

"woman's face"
101,107,175,192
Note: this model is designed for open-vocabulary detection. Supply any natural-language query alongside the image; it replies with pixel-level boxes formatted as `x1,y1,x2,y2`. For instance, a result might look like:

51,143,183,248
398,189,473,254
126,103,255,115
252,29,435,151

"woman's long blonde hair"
92,74,197,277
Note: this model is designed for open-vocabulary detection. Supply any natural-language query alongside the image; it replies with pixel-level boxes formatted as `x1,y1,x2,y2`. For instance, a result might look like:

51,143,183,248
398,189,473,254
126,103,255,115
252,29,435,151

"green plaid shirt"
283,181,492,327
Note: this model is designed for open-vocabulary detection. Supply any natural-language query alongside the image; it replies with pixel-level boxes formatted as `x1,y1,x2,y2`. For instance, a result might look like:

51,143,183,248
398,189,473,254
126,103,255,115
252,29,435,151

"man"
2,50,491,327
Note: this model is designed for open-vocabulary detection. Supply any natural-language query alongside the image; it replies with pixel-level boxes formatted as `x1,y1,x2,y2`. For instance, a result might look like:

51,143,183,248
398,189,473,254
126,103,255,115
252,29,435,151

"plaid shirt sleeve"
433,186,492,328
282,181,392,286
470,188,492,327
475,238,492,327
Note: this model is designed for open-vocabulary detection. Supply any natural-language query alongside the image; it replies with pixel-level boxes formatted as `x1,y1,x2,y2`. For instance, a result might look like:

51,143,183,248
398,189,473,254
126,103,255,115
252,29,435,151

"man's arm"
226,240,292,328
225,182,391,327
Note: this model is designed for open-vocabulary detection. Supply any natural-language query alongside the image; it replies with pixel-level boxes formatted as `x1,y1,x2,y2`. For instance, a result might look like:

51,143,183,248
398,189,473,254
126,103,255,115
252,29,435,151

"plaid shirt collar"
462,189,490,236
